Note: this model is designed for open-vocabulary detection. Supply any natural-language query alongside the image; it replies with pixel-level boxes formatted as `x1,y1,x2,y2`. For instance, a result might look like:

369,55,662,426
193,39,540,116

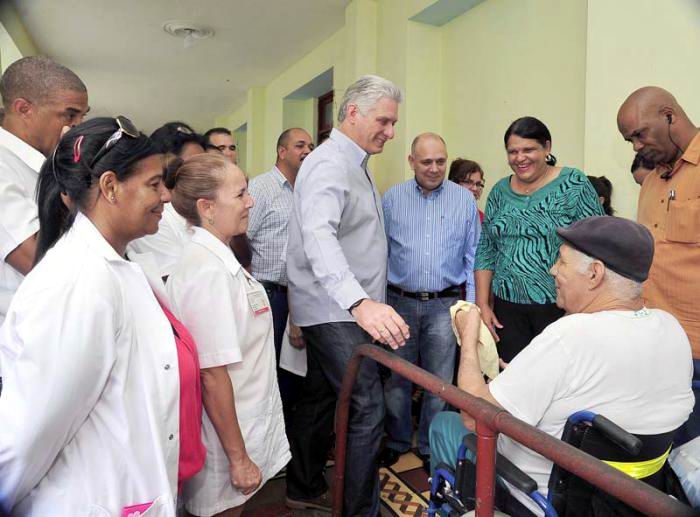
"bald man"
618,86,700,445
379,132,481,468
0,56,88,326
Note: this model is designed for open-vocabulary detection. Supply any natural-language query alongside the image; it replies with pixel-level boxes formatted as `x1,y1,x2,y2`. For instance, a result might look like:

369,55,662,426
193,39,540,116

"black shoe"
378,447,402,468
415,450,431,474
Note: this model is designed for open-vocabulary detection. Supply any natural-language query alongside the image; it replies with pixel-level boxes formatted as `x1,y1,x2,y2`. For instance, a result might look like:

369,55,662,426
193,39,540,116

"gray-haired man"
285,75,409,516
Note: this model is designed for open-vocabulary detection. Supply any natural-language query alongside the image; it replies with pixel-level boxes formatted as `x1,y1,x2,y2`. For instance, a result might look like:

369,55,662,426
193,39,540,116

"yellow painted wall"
282,98,316,142
441,0,588,211
0,24,22,73
0,2,38,73
234,125,247,174
213,0,698,220
583,0,700,219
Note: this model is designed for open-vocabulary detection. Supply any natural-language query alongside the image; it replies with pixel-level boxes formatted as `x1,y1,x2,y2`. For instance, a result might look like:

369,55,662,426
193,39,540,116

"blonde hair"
165,154,229,226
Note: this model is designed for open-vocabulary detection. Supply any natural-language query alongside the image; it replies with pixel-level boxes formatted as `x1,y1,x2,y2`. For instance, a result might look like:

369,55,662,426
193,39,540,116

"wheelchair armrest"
591,415,643,456
463,434,538,494
568,411,642,456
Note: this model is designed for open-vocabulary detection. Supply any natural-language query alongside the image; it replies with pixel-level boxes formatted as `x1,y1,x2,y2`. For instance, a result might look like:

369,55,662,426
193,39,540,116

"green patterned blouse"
474,167,605,304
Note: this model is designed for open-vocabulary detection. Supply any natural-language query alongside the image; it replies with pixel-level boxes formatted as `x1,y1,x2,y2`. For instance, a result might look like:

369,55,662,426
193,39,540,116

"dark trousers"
286,322,384,517
493,296,564,362
263,285,303,425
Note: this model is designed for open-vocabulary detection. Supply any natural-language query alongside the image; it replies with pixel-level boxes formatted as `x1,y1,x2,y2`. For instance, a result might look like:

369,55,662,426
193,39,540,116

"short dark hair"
448,158,483,184
0,56,86,109
504,116,557,166
587,175,615,216
203,127,232,145
276,127,309,150
631,152,655,173
36,117,158,262
149,121,204,157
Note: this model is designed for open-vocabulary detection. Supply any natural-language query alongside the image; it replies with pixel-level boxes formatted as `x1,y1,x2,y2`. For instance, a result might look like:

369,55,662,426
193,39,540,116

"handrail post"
475,420,498,517
332,349,363,517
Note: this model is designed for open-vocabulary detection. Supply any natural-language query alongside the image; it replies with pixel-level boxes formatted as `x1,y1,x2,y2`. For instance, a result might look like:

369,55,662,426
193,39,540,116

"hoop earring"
208,217,214,225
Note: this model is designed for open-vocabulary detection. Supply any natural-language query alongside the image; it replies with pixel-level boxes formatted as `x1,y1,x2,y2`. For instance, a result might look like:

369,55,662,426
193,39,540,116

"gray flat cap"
556,216,654,282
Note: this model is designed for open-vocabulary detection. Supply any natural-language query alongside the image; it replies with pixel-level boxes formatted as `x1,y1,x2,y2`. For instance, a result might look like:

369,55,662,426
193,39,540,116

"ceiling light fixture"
162,21,214,49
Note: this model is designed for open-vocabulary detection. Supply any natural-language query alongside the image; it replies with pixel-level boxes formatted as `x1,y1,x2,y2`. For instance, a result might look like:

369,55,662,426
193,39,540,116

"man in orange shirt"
618,86,700,445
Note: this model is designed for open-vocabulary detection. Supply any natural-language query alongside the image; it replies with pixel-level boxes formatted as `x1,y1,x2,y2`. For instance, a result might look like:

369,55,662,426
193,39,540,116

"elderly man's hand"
455,307,482,346
351,299,410,349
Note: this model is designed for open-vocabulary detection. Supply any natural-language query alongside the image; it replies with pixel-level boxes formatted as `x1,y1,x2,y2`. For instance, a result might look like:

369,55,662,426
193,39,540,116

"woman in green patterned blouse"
475,117,604,362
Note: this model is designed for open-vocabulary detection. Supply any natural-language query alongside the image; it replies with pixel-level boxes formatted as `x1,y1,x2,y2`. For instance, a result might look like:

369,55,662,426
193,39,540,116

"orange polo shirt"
638,131,700,359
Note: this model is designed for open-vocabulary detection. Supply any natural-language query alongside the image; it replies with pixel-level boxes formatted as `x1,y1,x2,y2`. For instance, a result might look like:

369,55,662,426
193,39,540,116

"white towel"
450,301,499,380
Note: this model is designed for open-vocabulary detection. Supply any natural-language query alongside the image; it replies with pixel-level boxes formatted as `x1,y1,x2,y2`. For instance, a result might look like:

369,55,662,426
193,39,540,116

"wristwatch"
348,298,366,314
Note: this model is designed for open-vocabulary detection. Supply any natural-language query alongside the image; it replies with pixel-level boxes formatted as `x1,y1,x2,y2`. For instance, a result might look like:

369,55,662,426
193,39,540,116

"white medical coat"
167,227,289,516
0,213,181,516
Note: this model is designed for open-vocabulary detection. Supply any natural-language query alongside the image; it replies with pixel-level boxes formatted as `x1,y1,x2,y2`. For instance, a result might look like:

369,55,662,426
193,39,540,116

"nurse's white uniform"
167,226,289,516
129,203,191,278
0,213,181,516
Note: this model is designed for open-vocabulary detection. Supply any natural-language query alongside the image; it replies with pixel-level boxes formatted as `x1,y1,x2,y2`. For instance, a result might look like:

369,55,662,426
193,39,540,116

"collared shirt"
0,127,45,326
129,203,191,278
0,213,180,515
383,178,481,301
287,128,387,326
247,166,294,285
638,131,700,359
167,226,289,514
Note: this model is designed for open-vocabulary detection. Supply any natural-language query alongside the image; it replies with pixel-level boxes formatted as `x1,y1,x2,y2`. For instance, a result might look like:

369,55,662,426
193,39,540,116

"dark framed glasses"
89,116,139,168
460,179,485,189
206,143,237,153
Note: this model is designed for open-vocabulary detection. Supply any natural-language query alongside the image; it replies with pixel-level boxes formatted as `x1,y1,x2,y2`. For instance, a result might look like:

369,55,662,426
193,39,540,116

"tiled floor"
242,451,432,517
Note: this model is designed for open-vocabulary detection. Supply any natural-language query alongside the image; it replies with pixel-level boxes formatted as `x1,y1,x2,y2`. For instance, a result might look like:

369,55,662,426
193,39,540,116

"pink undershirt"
158,300,206,491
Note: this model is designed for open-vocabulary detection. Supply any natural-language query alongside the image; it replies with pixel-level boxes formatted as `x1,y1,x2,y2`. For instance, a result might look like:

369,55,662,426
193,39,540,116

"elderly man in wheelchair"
429,216,696,516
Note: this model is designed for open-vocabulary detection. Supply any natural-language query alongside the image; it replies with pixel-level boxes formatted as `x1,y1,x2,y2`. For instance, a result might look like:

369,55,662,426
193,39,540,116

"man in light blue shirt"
248,128,314,422
380,132,480,469
286,75,409,516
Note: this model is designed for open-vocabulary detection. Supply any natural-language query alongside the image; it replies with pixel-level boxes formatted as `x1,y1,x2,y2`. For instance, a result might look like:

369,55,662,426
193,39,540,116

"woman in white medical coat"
0,117,205,516
166,154,289,517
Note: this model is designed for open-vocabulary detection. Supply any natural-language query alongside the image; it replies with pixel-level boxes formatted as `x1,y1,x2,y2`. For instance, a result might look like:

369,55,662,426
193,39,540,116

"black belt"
388,284,462,301
260,281,288,294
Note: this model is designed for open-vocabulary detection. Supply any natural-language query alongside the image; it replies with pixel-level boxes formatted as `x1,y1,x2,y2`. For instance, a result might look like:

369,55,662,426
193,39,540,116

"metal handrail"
332,344,695,517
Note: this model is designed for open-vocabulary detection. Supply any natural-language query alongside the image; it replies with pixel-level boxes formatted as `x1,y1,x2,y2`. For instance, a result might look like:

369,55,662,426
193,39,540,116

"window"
317,90,334,144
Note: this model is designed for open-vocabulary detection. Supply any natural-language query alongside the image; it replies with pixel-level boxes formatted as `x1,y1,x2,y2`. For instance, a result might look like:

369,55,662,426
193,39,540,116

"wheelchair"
429,410,691,516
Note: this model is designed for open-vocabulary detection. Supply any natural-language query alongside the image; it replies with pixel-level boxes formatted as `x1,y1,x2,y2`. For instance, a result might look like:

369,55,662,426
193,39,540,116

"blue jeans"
674,359,700,446
384,291,458,456
287,322,384,517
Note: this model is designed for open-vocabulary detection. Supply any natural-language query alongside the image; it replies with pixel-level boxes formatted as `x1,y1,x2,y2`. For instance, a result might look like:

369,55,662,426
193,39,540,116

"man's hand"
289,323,306,349
455,307,482,346
351,299,410,349
476,303,502,342
229,453,262,495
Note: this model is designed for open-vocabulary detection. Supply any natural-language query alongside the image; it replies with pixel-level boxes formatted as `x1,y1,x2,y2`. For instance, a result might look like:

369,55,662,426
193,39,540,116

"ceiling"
11,0,350,133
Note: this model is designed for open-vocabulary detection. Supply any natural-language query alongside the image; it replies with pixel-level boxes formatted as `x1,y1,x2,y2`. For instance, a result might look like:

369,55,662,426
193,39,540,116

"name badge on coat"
247,289,270,316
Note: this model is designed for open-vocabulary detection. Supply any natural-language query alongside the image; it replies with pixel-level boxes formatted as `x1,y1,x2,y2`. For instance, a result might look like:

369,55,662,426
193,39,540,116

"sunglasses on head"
89,116,139,168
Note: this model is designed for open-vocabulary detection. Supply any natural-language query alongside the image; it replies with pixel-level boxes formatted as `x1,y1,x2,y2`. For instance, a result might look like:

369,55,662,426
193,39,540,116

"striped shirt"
247,166,293,285
475,167,604,304
383,179,481,301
